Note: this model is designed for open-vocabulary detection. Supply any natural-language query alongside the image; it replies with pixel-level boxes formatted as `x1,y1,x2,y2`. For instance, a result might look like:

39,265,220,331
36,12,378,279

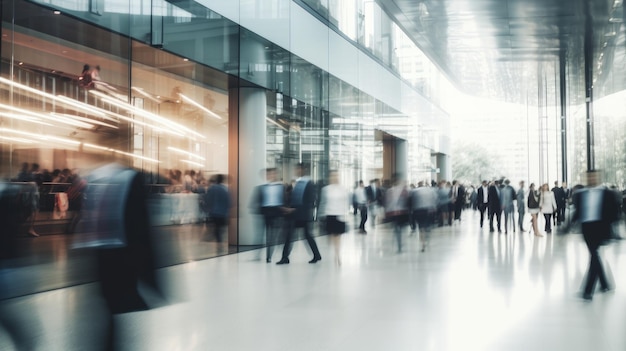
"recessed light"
18,62,23,65
53,10,61,15
183,58,189,61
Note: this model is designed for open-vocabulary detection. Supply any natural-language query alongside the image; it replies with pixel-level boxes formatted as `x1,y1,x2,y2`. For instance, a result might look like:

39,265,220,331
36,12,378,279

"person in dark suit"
251,168,286,263
552,181,566,225
205,174,231,243
476,180,489,228
365,179,383,227
572,171,620,300
488,180,502,232
451,180,465,222
81,164,162,350
277,163,321,264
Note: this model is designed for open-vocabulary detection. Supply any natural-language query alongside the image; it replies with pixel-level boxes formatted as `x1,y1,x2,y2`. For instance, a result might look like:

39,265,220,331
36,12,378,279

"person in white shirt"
354,180,368,234
318,170,349,265
540,183,557,233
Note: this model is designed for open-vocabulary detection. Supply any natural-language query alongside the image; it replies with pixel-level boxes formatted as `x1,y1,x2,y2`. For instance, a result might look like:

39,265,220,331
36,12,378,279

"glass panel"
160,0,240,74
328,0,357,40
300,0,330,20
240,28,290,92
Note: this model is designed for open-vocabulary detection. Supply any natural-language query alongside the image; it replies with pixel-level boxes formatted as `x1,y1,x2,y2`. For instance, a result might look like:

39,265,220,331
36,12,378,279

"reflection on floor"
0,223,240,299
1,210,626,351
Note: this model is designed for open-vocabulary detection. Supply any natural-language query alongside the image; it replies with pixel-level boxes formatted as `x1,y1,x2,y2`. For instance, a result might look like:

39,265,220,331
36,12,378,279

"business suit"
476,185,489,227
205,181,231,242
452,185,465,221
572,186,620,299
488,184,502,232
365,183,382,226
252,181,285,262
278,176,321,263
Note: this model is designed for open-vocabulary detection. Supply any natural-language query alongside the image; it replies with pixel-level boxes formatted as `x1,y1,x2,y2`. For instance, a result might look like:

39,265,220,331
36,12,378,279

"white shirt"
318,184,349,217
482,186,489,203
354,187,367,204
261,182,284,207
540,191,557,214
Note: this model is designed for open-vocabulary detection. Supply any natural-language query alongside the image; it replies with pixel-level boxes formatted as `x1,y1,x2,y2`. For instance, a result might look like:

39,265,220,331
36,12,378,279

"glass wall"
1,0,447,299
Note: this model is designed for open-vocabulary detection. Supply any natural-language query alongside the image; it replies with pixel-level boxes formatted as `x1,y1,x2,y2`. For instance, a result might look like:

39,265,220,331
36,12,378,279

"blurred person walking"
250,168,286,263
366,179,383,227
0,181,41,350
204,174,231,244
476,180,489,228
437,180,451,227
354,180,368,234
411,181,438,252
571,171,621,300
552,181,565,225
517,181,526,231
77,164,163,350
317,171,349,265
385,174,410,253
540,183,557,233
527,183,542,236
501,179,516,234
556,181,569,225
277,163,322,264
488,180,502,233
451,180,465,222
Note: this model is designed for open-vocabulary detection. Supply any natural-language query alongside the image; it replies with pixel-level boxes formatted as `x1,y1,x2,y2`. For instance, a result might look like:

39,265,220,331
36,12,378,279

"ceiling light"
53,10,61,15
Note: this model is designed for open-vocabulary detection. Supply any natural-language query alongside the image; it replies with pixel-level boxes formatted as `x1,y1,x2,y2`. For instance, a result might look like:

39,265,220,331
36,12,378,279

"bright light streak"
55,96,109,119
0,135,36,144
167,146,205,160
0,112,53,126
178,93,223,120
99,96,205,139
83,143,161,163
131,87,161,104
266,117,287,131
0,128,81,145
51,113,118,129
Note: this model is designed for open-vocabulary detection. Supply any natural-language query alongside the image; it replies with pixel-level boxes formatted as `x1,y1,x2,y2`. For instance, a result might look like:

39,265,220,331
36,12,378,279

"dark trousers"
582,222,610,296
489,208,501,231
263,214,281,260
454,202,463,220
518,209,525,230
556,205,566,224
479,203,488,227
543,213,553,232
281,220,321,260
358,204,368,230
211,216,227,242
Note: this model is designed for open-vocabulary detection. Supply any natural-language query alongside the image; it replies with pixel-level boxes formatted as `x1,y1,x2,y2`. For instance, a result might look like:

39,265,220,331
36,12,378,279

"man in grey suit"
277,163,322,264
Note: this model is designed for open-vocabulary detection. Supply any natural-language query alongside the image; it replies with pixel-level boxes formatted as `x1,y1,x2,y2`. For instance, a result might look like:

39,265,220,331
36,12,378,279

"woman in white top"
539,183,557,233
318,170,349,265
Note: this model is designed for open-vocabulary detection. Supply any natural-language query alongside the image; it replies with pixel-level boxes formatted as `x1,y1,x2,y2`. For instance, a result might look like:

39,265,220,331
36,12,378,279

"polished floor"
2,210,626,351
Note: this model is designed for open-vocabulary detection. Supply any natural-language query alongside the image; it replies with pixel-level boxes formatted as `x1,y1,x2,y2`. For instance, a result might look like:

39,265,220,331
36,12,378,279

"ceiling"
379,0,625,105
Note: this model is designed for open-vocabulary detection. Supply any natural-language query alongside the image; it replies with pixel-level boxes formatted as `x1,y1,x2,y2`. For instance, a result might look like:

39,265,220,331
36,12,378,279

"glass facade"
1,0,450,297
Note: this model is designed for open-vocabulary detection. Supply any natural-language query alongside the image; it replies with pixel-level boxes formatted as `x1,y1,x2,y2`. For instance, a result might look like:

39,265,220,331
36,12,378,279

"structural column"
584,0,595,172
229,86,267,246
559,51,568,183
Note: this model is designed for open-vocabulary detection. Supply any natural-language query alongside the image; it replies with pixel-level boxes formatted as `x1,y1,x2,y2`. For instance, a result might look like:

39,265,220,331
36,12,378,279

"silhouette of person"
276,163,321,264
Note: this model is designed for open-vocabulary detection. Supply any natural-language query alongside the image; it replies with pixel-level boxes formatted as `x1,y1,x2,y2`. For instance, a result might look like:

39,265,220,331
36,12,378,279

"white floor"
2,211,626,351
